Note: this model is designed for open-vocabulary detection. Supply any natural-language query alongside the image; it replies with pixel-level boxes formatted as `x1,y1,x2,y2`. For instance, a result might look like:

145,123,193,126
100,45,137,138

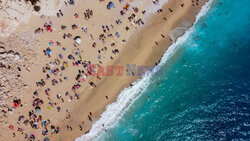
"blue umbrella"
115,32,120,37
107,2,115,9
46,49,51,55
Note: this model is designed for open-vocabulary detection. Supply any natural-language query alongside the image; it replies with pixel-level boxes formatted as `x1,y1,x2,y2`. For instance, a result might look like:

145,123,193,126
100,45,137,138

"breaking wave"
76,0,215,140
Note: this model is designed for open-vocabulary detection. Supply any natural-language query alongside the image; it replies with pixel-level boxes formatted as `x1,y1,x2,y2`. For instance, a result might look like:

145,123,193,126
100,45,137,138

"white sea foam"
76,0,215,141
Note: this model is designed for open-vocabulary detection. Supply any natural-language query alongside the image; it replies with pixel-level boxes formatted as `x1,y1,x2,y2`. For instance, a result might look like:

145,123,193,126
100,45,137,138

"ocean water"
77,0,250,140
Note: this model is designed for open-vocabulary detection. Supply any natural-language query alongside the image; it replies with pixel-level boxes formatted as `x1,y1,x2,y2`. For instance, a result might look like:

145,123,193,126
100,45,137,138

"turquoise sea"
77,0,250,140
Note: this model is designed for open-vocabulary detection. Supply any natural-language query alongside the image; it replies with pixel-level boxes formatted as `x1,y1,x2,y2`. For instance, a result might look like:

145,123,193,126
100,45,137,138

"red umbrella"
14,102,18,107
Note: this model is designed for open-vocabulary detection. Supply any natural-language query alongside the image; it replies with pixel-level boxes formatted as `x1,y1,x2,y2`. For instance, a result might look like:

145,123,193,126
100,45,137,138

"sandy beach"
0,0,208,140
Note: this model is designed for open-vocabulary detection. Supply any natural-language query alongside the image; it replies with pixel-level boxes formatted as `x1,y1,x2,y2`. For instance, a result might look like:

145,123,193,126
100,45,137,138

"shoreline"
51,0,209,140
0,0,209,140
82,0,215,139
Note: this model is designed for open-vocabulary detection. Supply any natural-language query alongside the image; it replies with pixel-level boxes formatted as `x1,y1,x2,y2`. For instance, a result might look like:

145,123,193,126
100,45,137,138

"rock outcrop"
0,33,39,107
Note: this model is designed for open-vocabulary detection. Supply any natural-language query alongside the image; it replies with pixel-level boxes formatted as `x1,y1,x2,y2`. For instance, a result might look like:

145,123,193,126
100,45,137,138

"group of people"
1,0,172,140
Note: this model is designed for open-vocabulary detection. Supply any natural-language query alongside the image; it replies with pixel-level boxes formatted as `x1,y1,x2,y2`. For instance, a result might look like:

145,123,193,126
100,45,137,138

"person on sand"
24,133,28,139
67,125,69,131
125,26,129,31
157,9,163,13
92,42,96,48
70,126,72,131
88,115,92,122
69,0,75,5
57,106,61,112
74,13,79,18
155,41,159,45
75,93,79,99
169,8,173,12
82,27,87,32
89,82,96,87
57,94,61,99
59,10,63,16
79,125,82,131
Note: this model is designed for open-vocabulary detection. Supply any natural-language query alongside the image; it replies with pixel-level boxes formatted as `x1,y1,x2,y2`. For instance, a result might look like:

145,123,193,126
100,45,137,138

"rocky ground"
0,32,39,108
0,0,62,37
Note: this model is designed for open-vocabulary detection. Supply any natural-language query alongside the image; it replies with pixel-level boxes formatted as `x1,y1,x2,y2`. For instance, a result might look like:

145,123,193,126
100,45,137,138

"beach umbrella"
13,102,18,108
123,3,130,10
74,36,81,44
28,134,35,140
76,38,81,44
115,32,120,37
107,2,115,9
46,49,51,55
35,106,41,114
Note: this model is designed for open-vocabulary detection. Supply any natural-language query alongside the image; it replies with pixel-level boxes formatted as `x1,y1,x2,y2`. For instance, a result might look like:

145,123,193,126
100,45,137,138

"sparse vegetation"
34,5,40,12
25,0,40,12
25,0,39,5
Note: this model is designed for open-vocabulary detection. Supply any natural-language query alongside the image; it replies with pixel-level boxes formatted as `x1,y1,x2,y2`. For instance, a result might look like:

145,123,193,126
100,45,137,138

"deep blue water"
99,0,250,140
